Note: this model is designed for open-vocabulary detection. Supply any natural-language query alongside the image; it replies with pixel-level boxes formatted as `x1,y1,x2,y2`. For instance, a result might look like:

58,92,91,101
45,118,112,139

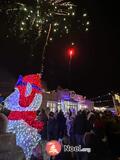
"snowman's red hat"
22,74,42,88
16,73,43,92
16,73,43,107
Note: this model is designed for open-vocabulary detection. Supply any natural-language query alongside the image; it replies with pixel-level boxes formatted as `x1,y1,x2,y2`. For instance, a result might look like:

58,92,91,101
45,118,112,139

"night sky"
0,0,120,98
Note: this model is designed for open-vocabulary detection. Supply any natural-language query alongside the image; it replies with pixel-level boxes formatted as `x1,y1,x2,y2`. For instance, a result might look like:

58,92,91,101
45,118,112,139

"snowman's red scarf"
8,111,44,131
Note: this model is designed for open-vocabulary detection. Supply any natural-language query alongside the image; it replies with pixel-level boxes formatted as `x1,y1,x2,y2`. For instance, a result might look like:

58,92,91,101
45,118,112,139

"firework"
0,1,90,73
0,0,76,42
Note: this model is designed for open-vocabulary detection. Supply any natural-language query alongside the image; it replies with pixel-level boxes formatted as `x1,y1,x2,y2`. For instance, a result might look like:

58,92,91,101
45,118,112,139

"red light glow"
68,48,74,57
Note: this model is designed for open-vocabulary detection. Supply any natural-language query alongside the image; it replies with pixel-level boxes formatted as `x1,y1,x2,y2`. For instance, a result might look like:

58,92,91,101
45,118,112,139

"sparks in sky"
0,1,91,73
0,0,89,42
0,0,76,42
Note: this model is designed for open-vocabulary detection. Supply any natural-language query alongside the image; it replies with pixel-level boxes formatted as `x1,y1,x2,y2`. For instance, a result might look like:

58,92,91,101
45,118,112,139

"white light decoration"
20,27,24,30
7,120,41,159
86,21,90,25
36,24,39,27
85,28,88,31
24,8,27,11
4,74,43,160
66,29,69,33
83,13,87,17
4,88,42,111
21,21,25,25
72,12,75,16
25,82,32,97
54,22,58,26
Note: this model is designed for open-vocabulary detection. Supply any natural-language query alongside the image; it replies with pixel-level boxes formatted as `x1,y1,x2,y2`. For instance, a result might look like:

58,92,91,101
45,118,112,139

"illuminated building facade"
41,88,94,113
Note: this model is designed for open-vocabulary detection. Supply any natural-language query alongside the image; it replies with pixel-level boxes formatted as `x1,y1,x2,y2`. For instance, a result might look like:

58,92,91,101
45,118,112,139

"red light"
68,48,74,57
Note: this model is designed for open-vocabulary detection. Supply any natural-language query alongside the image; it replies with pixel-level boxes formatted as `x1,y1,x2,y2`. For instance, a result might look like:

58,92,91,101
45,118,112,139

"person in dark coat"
47,112,57,140
57,110,67,139
38,109,48,140
73,111,87,160
74,111,87,146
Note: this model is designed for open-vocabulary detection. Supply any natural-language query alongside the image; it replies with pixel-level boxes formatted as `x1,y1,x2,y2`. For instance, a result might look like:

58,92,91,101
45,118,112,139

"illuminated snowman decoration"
4,74,44,160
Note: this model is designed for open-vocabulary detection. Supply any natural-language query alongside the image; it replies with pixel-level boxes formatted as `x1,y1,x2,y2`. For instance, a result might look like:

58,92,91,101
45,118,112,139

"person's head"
55,109,58,113
41,108,46,114
59,109,63,113
49,112,54,119
45,108,50,116
77,110,81,116
0,113,8,134
82,110,87,117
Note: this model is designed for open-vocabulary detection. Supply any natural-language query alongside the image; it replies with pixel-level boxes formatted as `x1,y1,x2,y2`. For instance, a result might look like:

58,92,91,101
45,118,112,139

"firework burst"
0,0,76,42
0,1,90,73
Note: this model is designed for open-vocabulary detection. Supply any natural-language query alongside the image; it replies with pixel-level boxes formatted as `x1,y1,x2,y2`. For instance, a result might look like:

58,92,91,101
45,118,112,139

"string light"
94,100,113,103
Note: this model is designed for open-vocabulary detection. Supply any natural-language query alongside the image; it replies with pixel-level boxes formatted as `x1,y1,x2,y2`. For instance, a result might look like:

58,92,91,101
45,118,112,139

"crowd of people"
34,108,120,160
1,106,120,160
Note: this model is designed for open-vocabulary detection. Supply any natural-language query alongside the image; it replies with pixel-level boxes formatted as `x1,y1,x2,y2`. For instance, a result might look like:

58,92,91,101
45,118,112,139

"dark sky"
0,0,120,98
